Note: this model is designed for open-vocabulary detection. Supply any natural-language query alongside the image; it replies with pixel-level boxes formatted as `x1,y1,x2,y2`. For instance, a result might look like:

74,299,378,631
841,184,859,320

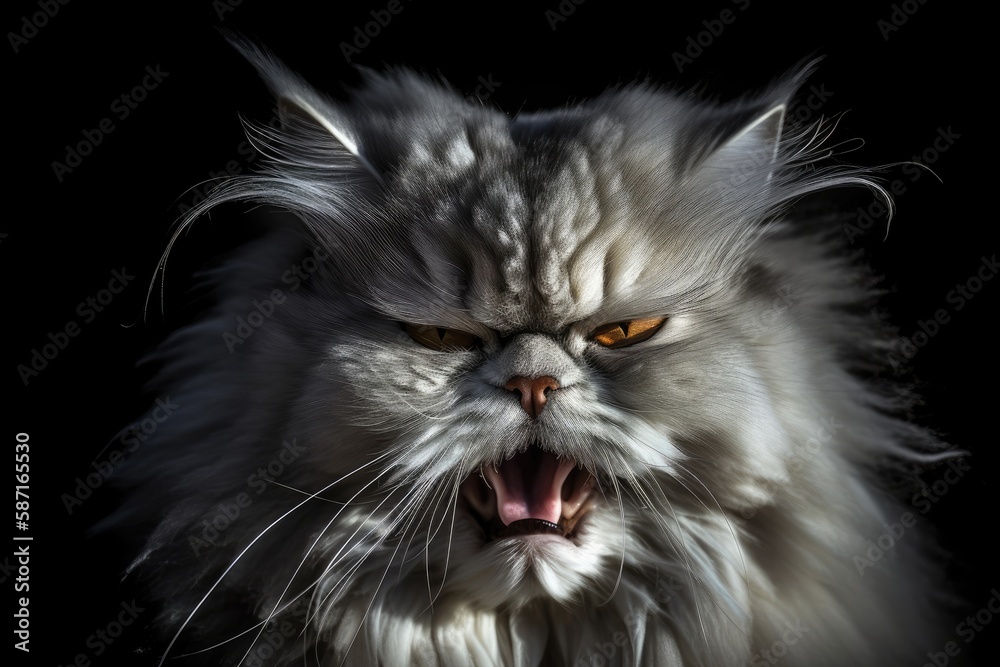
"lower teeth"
498,518,563,538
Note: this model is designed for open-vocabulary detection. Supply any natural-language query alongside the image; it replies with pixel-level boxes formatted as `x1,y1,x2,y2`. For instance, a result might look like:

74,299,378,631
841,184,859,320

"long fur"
111,42,954,666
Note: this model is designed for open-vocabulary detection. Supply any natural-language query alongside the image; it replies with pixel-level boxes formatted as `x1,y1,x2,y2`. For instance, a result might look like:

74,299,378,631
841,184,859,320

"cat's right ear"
223,32,383,183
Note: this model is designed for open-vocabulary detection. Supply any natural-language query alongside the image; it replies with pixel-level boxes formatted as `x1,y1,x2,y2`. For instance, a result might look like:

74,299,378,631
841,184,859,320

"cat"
110,37,956,666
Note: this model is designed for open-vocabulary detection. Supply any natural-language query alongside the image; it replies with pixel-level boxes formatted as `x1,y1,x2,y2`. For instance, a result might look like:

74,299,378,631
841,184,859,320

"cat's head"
125,39,937,664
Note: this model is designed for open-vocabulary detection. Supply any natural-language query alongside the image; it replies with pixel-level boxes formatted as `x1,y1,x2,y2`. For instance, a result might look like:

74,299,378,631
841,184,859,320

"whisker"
608,433,753,649
673,460,751,606
264,478,379,504
596,450,626,606
156,452,393,667
337,521,412,667
654,465,752,646
239,473,408,666
426,475,461,608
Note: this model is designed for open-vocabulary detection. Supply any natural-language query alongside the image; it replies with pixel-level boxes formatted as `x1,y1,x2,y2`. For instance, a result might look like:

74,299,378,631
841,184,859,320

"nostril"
504,375,560,418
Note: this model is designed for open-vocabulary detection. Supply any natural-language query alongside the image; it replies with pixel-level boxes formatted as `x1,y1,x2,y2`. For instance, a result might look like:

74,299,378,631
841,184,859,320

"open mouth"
460,446,597,540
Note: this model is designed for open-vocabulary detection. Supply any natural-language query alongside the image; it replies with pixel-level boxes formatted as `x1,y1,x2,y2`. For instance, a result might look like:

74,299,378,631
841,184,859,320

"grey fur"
113,42,952,666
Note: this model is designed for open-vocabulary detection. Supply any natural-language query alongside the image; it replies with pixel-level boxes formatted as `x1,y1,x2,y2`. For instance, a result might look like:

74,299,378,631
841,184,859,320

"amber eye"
590,317,667,349
405,323,480,351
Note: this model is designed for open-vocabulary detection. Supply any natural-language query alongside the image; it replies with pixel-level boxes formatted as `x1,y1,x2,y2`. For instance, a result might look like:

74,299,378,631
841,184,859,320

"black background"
6,1,995,665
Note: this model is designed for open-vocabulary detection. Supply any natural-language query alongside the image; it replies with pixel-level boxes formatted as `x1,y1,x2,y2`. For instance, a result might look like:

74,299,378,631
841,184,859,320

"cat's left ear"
694,102,786,188
224,32,383,182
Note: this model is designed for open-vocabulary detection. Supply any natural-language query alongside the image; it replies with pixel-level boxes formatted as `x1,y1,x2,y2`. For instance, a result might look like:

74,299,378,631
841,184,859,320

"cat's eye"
405,323,480,351
590,316,667,349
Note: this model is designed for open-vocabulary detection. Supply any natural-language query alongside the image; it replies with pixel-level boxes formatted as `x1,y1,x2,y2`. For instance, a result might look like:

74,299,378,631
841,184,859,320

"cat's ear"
693,102,786,188
224,32,383,182
691,59,825,188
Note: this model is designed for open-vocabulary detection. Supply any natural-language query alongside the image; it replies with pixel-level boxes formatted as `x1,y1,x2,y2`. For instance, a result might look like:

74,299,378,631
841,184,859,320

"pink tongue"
483,448,576,527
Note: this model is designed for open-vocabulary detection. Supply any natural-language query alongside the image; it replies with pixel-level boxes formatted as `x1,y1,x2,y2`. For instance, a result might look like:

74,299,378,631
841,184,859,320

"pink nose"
504,376,560,418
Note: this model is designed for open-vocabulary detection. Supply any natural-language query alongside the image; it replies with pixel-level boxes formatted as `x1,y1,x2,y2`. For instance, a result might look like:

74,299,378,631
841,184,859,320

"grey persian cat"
113,39,953,666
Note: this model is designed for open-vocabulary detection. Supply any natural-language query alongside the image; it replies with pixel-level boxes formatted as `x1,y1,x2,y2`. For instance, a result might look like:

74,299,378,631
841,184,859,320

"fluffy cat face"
120,39,948,666
239,58,797,610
